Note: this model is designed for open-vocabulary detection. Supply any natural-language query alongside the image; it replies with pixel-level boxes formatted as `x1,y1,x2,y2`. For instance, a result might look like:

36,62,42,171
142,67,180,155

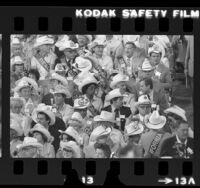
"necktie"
114,109,119,119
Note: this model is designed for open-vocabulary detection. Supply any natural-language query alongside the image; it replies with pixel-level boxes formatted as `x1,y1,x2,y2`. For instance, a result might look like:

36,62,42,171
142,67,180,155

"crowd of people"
10,34,194,158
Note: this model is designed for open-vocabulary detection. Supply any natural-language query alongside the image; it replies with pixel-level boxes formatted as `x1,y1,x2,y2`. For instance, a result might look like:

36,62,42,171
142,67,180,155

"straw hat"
58,126,81,144
53,84,71,98
93,111,116,123
164,105,187,121
16,137,43,150
90,126,112,142
106,88,127,101
73,97,90,109
74,57,92,72
58,40,79,51
78,75,98,93
50,72,68,86
33,35,54,48
60,141,81,158
110,74,129,89
125,121,144,136
135,95,151,107
36,104,56,125
145,110,166,130
29,123,54,143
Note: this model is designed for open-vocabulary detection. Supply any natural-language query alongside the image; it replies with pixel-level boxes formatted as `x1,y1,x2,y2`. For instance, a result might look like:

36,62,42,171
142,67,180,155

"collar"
176,134,187,145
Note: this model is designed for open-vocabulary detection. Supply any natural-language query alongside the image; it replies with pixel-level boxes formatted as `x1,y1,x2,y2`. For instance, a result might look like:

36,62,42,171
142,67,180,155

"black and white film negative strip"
0,5,199,186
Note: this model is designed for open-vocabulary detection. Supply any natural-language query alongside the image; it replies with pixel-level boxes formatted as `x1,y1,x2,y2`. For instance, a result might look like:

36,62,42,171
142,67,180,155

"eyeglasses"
63,148,73,153
139,105,151,109
143,70,153,73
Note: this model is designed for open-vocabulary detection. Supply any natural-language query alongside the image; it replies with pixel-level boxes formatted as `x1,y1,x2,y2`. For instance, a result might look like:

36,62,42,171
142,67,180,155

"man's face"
64,48,77,59
18,146,38,158
150,52,161,66
20,87,31,100
140,81,150,94
15,64,24,73
33,132,44,143
39,44,52,56
54,93,65,105
50,79,59,89
77,36,88,47
115,82,127,93
176,123,189,141
85,84,96,96
124,44,135,57
112,97,123,109
37,113,49,127
95,148,106,158
93,45,104,57
28,73,37,82
141,70,154,79
138,104,151,116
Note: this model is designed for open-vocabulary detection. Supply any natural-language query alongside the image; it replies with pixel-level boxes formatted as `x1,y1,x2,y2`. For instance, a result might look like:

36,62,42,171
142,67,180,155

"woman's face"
86,84,96,96
63,148,73,158
95,148,106,158
33,132,44,143
93,46,104,57
50,79,60,89
20,87,31,100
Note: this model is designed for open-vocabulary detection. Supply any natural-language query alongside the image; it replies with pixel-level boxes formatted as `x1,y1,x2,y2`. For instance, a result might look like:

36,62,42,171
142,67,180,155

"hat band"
149,118,163,126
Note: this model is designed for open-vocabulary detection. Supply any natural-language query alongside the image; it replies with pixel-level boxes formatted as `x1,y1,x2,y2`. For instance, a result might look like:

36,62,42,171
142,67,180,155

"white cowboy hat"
60,141,81,158
74,57,92,72
90,126,112,142
73,97,90,109
123,35,140,44
93,111,116,123
14,79,31,93
78,75,98,93
135,95,151,107
125,121,144,136
110,73,129,89
148,44,162,55
29,123,54,143
54,63,66,72
16,137,43,150
55,35,70,48
90,39,106,49
10,121,24,137
76,35,92,43
58,126,81,144
106,88,127,101
12,56,24,65
58,40,79,51
11,38,22,46
33,35,54,48
139,58,154,71
53,84,71,98
17,77,39,92
50,72,68,86
145,110,166,130
68,112,84,127
36,104,56,126
164,105,187,121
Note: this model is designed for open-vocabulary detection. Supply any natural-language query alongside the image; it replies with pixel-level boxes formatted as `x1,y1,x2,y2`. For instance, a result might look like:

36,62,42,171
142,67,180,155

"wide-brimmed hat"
123,35,140,44
16,137,43,150
60,141,81,158
93,111,116,123
12,56,24,65
73,97,90,109
58,126,81,144
145,110,166,130
68,112,84,127
110,74,129,89
58,40,79,51
106,88,127,101
125,122,144,136
140,58,154,71
29,123,54,143
10,120,24,137
90,126,112,142
19,77,38,91
50,72,68,86
90,39,106,49
78,75,98,93
54,35,70,48
53,84,71,98
164,105,187,121
54,63,66,72
148,44,162,55
33,35,54,48
76,35,92,43
135,95,151,107
74,57,92,72
11,38,22,47
36,104,56,125
14,80,31,93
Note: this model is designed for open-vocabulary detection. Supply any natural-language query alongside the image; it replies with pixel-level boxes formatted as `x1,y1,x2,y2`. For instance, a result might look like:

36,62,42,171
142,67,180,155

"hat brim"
37,110,56,126
33,41,54,48
110,77,129,89
29,128,51,142
127,123,144,136
59,44,79,51
164,109,187,121
17,142,43,150
93,116,116,123
145,116,166,130
79,81,98,93
106,94,125,101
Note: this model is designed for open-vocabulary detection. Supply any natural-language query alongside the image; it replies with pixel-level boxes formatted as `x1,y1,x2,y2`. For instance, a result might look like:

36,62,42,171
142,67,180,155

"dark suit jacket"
160,135,194,158
102,105,132,131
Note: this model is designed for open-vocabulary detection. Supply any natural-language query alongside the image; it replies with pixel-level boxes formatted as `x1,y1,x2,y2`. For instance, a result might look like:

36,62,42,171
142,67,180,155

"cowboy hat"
14,80,31,93
76,35,92,43
10,120,24,137
33,35,54,48
145,110,166,130
139,58,155,71
78,74,98,93
90,39,106,49
16,137,43,150
68,112,84,127
17,77,38,92
106,88,127,101
123,35,140,44
12,56,24,65
125,121,144,136
55,35,70,48
60,140,81,158
135,95,151,107
90,126,112,142
29,123,54,143
58,40,79,51
58,126,81,144
93,111,116,123
11,37,22,46
50,72,68,86
164,105,187,121
74,57,92,72
73,96,90,109
110,73,129,89
53,84,71,98
36,104,56,126
148,44,162,55
54,63,66,72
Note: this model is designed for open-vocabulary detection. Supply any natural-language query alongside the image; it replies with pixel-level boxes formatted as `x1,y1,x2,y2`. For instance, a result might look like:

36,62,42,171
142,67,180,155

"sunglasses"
63,148,73,153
